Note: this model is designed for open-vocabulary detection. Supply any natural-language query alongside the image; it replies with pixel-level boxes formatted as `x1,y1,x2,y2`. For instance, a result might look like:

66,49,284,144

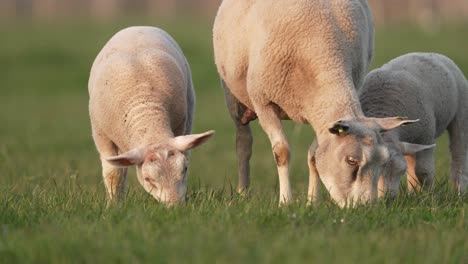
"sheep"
213,0,412,206
88,26,215,206
359,52,468,196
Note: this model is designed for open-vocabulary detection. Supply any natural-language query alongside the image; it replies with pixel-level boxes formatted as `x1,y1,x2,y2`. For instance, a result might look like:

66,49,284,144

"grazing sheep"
359,52,468,195
89,26,215,206
214,0,411,206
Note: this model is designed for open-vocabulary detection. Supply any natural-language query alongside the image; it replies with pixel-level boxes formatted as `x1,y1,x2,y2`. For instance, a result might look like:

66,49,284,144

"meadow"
0,18,467,263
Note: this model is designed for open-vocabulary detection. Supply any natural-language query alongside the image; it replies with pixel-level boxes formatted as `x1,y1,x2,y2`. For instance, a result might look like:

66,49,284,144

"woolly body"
214,0,374,129
89,26,194,150
360,52,468,193
213,0,406,207
89,26,214,205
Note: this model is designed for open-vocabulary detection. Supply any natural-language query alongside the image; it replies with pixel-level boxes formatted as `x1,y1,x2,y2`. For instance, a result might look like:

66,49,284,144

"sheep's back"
88,27,192,149
214,0,373,113
360,53,462,143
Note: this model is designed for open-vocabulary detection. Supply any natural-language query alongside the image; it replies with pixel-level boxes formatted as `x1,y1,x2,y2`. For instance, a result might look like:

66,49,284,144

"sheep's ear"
329,120,350,136
372,117,419,131
171,130,215,151
399,142,435,155
106,147,146,167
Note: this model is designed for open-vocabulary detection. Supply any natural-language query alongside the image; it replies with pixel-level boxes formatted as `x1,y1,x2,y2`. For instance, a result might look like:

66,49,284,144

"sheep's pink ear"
399,142,435,155
106,147,146,167
371,117,419,131
171,130,215,151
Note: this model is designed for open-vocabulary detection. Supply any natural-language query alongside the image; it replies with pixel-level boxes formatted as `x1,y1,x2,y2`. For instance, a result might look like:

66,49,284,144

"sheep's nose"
161,192,186,207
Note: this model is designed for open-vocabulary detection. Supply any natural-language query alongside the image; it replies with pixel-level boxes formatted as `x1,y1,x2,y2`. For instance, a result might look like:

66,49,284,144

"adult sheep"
89,26,215,206
359,52,468,196
213,0,413,206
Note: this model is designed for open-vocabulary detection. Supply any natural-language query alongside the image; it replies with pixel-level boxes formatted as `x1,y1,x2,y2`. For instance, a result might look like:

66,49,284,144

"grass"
0,17,467,263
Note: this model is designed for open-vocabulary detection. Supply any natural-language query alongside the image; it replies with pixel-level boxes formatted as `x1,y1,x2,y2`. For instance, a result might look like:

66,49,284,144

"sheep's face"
314,117,420,207
376,136,407,198
377,148,407,198
106,130,215,206
377,135,435,198
138,147,188,205
315,121,389,207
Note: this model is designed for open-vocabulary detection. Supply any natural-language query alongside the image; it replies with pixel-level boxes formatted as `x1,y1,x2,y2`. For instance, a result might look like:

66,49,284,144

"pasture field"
0,18,467,263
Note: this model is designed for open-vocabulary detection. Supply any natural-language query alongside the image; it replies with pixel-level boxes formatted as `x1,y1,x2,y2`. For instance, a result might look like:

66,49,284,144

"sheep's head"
313,117,418,207
106,130,215,206
377,136,435,198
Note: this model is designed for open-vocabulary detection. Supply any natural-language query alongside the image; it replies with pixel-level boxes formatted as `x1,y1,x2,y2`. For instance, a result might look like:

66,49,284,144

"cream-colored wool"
214,0,411,206
359,52,468,195
89,26,214,206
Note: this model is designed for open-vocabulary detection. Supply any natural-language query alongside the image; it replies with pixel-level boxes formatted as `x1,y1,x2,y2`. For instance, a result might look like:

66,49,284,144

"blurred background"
1,0,467,196
3,0,468,25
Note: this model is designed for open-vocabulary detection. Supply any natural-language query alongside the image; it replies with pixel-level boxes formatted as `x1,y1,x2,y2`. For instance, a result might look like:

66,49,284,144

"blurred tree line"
1,0,467,26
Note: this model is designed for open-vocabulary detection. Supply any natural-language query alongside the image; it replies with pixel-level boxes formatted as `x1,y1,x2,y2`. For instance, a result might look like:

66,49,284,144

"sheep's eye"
346,156,359,167
167,150,175,158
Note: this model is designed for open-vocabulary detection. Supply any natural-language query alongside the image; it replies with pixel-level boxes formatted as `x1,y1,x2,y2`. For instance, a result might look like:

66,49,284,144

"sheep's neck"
126,110,174,150
307,81,365,136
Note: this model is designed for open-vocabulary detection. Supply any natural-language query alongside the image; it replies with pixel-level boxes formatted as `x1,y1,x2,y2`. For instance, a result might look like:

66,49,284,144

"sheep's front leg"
307,140,320,204
92,128,128,205
405,148,435,192
254,104,292,205
101,160,128,204
222,81,253,194
405,155,420,192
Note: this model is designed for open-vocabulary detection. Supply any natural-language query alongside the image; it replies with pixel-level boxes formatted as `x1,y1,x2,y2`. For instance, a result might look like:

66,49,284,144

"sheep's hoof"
278,197,293,207
237,187,251,198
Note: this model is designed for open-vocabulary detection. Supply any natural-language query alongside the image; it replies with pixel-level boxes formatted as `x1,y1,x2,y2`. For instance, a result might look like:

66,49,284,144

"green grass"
0,18,467,263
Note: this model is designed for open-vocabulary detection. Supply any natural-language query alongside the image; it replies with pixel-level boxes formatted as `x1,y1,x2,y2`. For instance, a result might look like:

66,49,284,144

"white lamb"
89,26,215,206
213,0,413,206
359,52,468,196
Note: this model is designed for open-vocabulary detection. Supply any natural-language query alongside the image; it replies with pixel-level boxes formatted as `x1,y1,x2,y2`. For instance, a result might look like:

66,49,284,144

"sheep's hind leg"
92,128,128,206
222,80,253,195
448,117,468,193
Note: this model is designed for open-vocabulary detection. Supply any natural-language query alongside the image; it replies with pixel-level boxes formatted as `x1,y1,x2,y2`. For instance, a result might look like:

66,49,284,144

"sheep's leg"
377,174,386,198
222,81,253,194
101,161,128,205
92,128,128,205
448,118,468,193
254,103,292,205
405,155,420,192
405,149,435,192
235,125,253,194
307,140,320,204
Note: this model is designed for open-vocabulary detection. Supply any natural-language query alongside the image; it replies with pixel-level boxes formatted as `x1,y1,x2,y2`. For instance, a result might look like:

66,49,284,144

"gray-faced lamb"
359,52,468,196
213,0,413,206
89,26,215,206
